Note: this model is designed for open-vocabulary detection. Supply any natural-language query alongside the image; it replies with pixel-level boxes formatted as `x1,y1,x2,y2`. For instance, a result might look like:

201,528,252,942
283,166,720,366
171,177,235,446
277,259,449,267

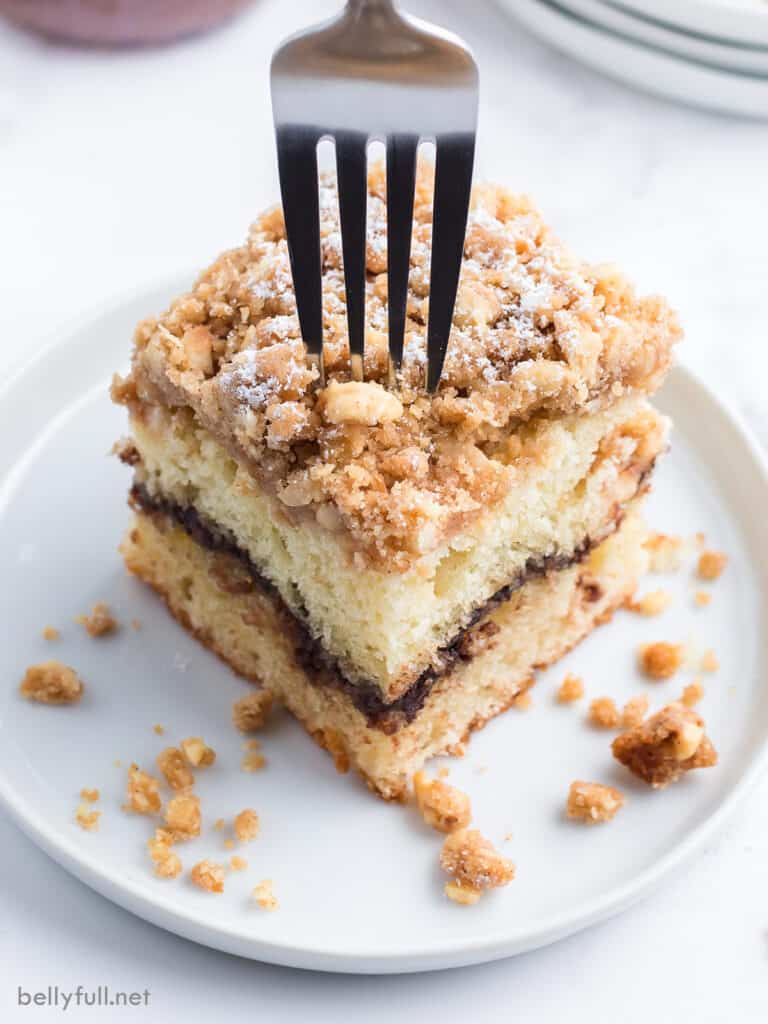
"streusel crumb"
694,590,712,608
42,626,60,641
612,702,717,787
241,748,267,772
621,694,649,729
124,764,162,815
413,772,471,834
224,838,234,850
20,661,83,705
153,724,165,735
644,533,684,573
626,590,672,616
190,859,225,893
700,649,719,673
115,165,680,569
440,829,515,897
234,808,260,842
214,818,225,831
76,602,118,637
147,834,182,878
230,856,248,871
514,692,533,710
639,641,684,680
79,788,99,803
588,697,620,729
557,673,584,703
445,881,483,906
233,690,273,732
253,879,278,911
156,747,194,790
681,681,704,707
75,803,101,831
566,781,624,824
163,793,201,840
697,550,727,581
180,736,216,768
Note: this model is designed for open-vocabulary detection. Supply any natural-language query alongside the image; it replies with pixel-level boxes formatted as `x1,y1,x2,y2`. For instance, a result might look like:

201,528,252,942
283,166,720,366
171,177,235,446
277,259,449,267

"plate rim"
1,282,768,973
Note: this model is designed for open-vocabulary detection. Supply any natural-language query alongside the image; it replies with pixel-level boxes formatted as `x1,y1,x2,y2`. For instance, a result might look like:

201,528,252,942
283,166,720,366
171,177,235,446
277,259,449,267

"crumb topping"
621,694,649,729
644,533,684,573
156,747,194,790
42,625,60,641
116,164,680,568
626,589,672,616
566,781,624,823
20,661,83,705
693,590,712,608
241,746,267,772
163,793,201,841
233,690,273,732
230,855,248,871
639,641,684,680
439,829,515,896
413,772,471,834
191,859,225,893
700,649,719,673
76,602,118,637
588,697,620,729
234,808,260,842
80,788,99,803
180,736,216,767
556,673,584,703
148,834,183,878
681,681,704,707
697,550,727,581
75,803,101,831
253,879,278,911
612,702,717,787
124,764,162,815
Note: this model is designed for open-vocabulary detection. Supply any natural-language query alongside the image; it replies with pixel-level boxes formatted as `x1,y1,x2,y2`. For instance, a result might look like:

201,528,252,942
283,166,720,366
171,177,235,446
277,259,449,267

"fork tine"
275,125,324,382
335,131,369,382
425,133,476,393
385,134,418,375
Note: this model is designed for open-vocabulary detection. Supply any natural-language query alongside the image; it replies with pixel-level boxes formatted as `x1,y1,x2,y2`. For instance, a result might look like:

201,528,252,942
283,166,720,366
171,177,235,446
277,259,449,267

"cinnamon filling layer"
129,483,621,732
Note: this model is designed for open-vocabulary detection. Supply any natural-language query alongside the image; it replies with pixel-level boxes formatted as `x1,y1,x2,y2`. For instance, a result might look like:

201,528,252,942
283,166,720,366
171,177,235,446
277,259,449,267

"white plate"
608,0,768,48
1,281,767,974
560,0,768,74
502,0,768,118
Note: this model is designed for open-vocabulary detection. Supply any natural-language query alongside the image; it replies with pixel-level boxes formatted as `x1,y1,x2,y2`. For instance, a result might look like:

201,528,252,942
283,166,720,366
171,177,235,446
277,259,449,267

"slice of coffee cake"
113,165,679,798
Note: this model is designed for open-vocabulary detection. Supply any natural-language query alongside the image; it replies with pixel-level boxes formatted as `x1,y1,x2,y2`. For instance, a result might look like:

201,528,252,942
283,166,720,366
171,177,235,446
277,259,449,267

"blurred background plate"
502,0,768,117
607,0,768,48
561,0,768,73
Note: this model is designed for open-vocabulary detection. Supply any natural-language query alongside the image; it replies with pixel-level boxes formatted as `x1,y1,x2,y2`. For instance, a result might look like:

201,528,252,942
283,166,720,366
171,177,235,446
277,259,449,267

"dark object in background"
0,0,256,46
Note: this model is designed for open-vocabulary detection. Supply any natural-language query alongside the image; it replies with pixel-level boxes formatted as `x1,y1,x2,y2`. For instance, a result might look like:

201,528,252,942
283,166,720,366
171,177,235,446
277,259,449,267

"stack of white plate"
498,0,768,118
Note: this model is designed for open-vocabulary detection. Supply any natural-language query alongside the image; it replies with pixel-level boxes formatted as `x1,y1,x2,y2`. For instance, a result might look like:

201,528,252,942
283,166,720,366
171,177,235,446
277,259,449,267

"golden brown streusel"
180,736,216,768
644,533,684,573
557,673,584,703
234,808,260,842
621,694,649,729
694,590,712,608
413,772,471,834
445,880,483,906
20,661,83,705
42,626,60,641
681,681,704,707
588,697,620,729
124,764,162,815
230,855,248,871
114,165,680,569
75,804,101,831
233,690,273,732
147,834,183,878
439,829,515,894
566,781,625,824
513,692,533,711
156,747,194,791
241,748,267,772
79,788,99,803
697,550,727,581
626,590,672,617
163,793,201,840
76,602,118,637
612,702,717,787
190,859,225,893
700,649,719,673
639,641,684,680
253,879,278,911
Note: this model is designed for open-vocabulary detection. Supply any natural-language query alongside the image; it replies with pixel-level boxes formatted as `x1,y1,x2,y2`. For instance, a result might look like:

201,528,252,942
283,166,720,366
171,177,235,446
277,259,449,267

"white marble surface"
1,0,767,1019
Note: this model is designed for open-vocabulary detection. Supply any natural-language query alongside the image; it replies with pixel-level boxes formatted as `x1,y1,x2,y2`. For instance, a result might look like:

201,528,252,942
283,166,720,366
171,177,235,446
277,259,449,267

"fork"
271,0,478,392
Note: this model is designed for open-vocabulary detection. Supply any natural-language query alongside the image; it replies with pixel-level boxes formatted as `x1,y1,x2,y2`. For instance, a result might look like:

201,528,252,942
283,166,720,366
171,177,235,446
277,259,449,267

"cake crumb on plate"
233,690,273,732
413,772,471,834
234,808,260,842
191,860,225,894
20,661,83,705
253,879,279,911
124,764,162,815
612,702,717,787
566,781,624,824
682,681,705,707
181,736,216,767
556,673,584,703
697,550,727,581
76,602,118,637
621,694,649,729
41,625,60,641
639,641,684,680
588,697,620,728
440,829,514,904
156,747,194,790
626,590,672,616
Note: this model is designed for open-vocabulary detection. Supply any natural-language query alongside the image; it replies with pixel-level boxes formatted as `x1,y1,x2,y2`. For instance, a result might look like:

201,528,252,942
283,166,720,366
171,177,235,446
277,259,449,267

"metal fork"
271,0,478,392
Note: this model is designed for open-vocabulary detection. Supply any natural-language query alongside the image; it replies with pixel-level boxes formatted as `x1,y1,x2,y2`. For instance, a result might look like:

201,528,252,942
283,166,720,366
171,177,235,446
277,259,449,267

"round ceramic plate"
1,282,767,974
607,0,768,48
503,0,768,118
